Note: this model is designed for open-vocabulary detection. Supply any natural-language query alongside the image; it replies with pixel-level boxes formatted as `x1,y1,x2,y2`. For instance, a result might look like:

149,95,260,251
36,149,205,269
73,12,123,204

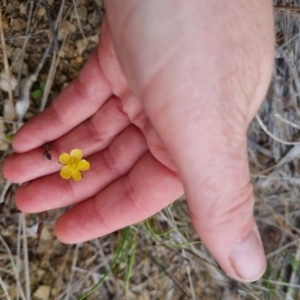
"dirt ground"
1,0,300,299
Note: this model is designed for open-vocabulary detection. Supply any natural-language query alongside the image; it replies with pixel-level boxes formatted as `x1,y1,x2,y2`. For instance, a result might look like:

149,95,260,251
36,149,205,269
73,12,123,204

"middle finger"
15,125,148,212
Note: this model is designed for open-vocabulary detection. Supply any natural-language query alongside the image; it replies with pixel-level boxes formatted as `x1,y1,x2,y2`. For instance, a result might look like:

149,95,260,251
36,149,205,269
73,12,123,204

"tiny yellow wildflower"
59,149,90,181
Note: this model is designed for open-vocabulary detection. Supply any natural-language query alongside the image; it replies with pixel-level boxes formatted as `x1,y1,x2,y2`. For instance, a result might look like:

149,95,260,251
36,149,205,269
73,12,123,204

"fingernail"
229,229,266,282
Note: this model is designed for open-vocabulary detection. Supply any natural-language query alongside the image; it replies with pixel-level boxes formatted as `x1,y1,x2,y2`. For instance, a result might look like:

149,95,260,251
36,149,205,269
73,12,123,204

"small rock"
0,72,18,92
19,3,27,14
88,11,102,27
13,62,28,77
88,34,99,44
58,50,65,58
75,39,88,55
41,226,53,241
58,74,67,84
37,7,46,17
1,225,15,237
4,99,15,121
36,269,46,281
33,285,50,300
47,0,54,6
94,0,103,6
138,290,151,300
0,73,17,91
75,56,83,64
1,16,8,29
6,3,13,14
24,111,35,120
71,5,87,20
57,21,77,40
13,18,27,31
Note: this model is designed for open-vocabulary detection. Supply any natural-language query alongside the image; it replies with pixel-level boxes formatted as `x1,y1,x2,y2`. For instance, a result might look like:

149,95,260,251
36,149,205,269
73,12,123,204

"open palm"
4,0,274,282
4,19,183,242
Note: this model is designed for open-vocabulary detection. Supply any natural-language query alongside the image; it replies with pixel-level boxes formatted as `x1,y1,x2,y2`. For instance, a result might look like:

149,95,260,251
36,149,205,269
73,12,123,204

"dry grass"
1,0,300,299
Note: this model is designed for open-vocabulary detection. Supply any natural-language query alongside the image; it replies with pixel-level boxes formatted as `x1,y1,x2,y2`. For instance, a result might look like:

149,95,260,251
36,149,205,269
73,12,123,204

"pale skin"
3,0,274,282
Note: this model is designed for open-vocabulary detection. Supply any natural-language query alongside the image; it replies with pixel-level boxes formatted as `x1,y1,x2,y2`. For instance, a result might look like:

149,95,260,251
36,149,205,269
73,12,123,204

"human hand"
3,0,274,282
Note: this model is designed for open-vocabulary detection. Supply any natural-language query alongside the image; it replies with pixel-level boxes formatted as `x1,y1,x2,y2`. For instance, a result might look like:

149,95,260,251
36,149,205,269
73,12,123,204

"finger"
54,152,184,243
15,125,148,212
3,96,130,183
12,49,112,153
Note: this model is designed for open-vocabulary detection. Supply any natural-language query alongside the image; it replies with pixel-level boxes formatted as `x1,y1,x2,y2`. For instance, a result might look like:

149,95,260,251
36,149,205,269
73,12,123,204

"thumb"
105,0,274,281
149,102,266,282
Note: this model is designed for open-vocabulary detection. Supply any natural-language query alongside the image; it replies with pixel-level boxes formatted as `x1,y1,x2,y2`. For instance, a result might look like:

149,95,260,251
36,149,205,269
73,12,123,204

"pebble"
33,285,51,300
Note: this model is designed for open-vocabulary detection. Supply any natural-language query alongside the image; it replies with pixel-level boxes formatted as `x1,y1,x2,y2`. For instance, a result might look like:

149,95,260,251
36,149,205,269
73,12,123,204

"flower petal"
77,159,90,171
71,169,82,181
59,153,71,164
60,165,72,179
70,149,82,161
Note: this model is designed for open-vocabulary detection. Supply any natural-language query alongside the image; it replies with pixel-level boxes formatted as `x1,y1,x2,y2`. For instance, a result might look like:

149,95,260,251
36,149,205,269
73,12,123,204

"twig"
256,114,300,145
274,113,300,130
0,180,11,203
164,207,196,300
247,138,273,158
71,0,87,40
15,0,67,123
15,37,53,124
22,213,31,300
65,244,79,300
274,5,300,11
40,0,66,111
285,242,300,300
266,237,300,259
17,0,34,96
16,213,22,300
42,0,59,53
0,8,15,120
0,234,26,300
40,37,67,111
0,274,11,300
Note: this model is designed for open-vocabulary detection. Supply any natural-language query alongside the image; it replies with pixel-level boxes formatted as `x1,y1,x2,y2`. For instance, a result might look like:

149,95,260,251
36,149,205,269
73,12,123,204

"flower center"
70,158,79,169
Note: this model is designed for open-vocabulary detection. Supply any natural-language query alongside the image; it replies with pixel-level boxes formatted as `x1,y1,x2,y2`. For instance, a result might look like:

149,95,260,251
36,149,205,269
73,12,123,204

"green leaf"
31,89,43,99
79,227,131,300
39,81,46,91
5,132,14,143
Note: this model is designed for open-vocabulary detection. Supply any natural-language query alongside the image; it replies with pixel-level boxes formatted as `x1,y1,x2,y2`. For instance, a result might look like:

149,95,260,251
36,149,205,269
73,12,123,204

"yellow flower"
59,149,90,181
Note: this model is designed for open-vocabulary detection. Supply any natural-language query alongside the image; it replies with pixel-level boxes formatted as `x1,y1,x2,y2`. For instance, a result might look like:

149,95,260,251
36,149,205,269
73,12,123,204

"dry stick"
15,37,53,124
57,264,105,300
22,213,31,300
0,183,25,300
255,114,300,145
17,0,34,96
0,234,26,300
16,214,22,300
0,274,11,300
165,207,196,300
285,242,300,300
0,8,15,120
15,0,66,124
266,237,300,259
65,244,80,300
42,0,59,53
93,239,114,291
274,113,300,130
71,0,87,40
40,0,66,111
40,37,66,111
0,180,11,203
274,5,300,11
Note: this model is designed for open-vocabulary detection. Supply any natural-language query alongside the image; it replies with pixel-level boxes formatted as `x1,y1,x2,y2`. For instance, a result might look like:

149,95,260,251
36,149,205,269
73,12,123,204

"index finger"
13,49,112,153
